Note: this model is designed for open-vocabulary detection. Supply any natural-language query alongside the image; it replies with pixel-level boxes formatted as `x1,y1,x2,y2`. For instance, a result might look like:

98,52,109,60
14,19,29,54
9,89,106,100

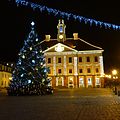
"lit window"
88,78,92,84
79,57,82,62
48,58,51,64
58,69,62,74
58,58,61,63
95,56,98,62
59,26,63,33
87,68,91,73
96,68,99,73
69,57,72,63
79,69,83,73
79,78,84,84
86,57,90,62
96,78,100,84
69,69,72,73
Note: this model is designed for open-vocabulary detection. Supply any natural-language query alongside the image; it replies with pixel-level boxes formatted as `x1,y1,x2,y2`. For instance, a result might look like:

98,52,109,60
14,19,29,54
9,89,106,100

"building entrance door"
56,77,64,87
87,78,92,87
79,78,84,87
58,77,62,86
68,77,74,88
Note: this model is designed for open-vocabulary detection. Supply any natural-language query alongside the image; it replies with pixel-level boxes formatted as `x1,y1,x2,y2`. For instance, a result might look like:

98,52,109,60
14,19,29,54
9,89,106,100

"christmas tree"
8,22,51,96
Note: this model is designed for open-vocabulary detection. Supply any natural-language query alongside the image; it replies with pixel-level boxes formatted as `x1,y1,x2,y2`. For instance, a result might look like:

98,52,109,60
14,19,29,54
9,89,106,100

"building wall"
0,64,13,88
45,51,104,88
0,72,12,88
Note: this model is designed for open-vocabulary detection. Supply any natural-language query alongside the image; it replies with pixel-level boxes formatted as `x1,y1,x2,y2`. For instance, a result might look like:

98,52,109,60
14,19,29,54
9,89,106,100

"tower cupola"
57,19,66,42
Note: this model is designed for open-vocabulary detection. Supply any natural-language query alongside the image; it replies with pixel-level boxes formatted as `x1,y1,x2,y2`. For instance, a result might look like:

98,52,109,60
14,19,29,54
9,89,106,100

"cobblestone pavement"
0,88,120,120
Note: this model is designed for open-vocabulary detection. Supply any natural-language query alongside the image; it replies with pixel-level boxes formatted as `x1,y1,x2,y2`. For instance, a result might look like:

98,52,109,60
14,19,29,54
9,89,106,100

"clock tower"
57,19,66,42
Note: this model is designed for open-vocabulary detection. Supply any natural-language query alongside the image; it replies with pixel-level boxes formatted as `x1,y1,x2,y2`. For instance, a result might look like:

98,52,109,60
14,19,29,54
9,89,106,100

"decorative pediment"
43,43,78,53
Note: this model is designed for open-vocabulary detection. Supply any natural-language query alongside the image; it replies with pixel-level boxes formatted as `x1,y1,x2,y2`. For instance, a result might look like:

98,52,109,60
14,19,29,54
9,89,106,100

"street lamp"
111,69,118,94
112,70,117,76
112,69,118,79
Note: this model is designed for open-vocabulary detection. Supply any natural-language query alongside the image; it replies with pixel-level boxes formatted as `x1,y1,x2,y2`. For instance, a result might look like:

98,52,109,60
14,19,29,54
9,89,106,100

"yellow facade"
41,19,104,88
45,50,104,88
0,71,12,88
0,64,12,88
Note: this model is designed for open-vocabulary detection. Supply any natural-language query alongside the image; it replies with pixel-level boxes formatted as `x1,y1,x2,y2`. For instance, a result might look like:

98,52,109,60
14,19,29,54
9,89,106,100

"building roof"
39,38,103,52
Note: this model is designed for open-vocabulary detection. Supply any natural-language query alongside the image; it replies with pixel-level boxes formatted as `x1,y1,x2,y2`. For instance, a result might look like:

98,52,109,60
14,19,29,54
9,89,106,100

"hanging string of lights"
14,0,120,30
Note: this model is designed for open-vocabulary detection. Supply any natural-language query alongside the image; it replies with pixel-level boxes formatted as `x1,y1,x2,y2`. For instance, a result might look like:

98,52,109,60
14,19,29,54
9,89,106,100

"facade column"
92,76,95,88
99,56,104,76
74,57,78,88
84,76,87,88
99,56,104,88
75,76,78,88
64,56,67,87
64,56,67,75
52,76,56,88
53,56,56,75
53,56,56,87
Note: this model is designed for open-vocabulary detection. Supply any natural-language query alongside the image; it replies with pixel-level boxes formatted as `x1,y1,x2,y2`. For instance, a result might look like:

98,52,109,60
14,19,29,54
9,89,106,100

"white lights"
112,70,117,75
59,35,63,39
22,55,25,59
55,43,64,52
31,21,35,26
44,69,47,73
28,80,31,83
9,77,12,80
36,38,38,41
112,69,118,79
32,60,35,63
30,47,32,51
21,74,24,77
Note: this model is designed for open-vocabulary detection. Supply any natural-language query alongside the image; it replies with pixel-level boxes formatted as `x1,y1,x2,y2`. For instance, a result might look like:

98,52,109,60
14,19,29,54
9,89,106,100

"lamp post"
112,69,117,76
112,69,118,79
112,69,118,94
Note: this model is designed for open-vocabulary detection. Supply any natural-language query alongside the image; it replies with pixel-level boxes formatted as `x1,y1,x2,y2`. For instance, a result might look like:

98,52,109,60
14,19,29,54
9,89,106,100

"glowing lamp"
59,35,63,39
31,21,35,26
112,70,117,75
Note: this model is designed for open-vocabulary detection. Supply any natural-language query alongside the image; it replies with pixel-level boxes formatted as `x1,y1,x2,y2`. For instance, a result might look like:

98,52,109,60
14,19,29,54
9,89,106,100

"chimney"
73,33,78,40
45,35,51,41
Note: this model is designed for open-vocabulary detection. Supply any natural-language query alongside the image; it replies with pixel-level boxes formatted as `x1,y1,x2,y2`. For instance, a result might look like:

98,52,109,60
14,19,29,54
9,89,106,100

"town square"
0,88,120,120
1,1,120,120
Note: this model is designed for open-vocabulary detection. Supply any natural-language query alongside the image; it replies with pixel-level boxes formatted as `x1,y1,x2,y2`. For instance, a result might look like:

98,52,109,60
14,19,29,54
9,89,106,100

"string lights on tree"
8,21,50,96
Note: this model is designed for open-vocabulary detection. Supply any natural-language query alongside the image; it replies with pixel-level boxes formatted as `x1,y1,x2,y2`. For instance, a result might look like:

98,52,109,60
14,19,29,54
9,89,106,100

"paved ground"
0,88,120,120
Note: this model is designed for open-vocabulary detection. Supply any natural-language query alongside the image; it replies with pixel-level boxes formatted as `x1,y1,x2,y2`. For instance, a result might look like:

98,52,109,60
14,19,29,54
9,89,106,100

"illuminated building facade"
0,63,14,88
41,19,104,88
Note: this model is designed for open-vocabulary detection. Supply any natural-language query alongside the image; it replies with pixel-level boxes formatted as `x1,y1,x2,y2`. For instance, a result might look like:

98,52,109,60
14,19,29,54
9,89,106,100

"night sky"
2,0,120,73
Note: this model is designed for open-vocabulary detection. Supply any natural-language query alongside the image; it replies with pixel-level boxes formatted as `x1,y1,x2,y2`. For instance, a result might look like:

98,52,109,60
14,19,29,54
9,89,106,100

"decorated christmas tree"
8,22,51,96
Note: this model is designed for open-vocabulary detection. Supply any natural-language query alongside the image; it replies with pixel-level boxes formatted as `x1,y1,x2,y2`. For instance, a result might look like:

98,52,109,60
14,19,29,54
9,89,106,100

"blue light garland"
15,0,120,30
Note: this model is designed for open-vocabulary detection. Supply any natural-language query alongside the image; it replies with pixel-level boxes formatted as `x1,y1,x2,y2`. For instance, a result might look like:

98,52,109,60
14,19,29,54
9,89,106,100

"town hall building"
41,19,104,88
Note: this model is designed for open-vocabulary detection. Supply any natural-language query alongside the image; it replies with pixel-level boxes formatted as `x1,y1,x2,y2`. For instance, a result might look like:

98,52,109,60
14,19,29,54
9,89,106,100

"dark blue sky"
2,0,120,73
